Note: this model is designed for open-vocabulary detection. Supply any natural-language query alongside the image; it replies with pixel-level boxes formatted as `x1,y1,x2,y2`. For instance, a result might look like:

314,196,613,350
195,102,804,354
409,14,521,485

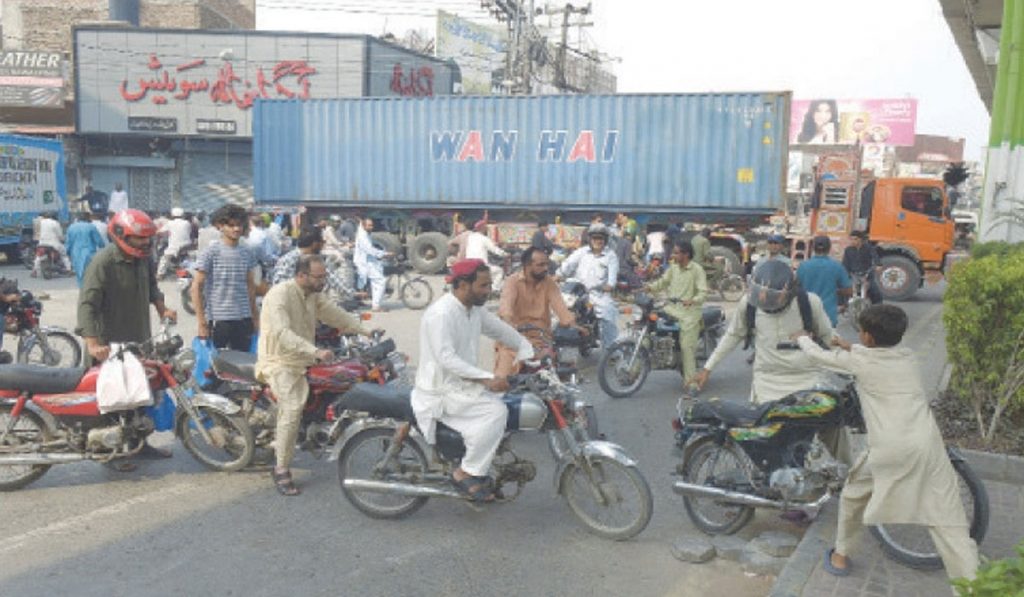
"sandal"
823,548,851,577
450,474,495,503
272,469,301,496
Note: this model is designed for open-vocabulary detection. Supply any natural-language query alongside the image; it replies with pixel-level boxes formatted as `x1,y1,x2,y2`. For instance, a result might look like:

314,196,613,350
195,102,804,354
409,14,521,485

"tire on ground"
878,255,921,302
708,246,742,276
370,232,402,258
408,232,448,274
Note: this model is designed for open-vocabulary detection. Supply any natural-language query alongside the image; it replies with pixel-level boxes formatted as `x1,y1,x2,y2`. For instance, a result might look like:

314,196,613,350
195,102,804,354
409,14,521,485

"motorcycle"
208,331,408,465
0,323,255,490
598,293,725,398
333,366,653,541
34,246,70,279
842,273,871,330
4,290,83,367
560,280,602,357
670,346,989,570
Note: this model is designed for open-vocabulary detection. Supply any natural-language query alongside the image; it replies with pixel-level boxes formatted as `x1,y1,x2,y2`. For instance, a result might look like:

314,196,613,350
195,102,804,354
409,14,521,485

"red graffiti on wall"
390,63,434,97
119,53,317,109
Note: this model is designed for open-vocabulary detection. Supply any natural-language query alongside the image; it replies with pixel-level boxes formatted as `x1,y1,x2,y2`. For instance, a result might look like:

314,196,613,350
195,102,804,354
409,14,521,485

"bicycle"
359,257,433,310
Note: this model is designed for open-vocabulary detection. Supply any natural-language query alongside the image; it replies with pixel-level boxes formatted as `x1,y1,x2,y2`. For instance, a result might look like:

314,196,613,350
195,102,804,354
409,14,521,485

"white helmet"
170,207,185,218
587,222,609,239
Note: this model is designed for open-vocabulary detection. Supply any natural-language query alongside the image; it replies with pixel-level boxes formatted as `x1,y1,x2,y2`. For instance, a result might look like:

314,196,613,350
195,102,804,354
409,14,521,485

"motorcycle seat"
0,364,86,394
687,399,772,427
701,306,725,329
333,382,414,421
213,350,257,382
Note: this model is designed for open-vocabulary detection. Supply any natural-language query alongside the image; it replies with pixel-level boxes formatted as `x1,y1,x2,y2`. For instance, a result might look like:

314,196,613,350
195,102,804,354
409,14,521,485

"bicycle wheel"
400,278,433,310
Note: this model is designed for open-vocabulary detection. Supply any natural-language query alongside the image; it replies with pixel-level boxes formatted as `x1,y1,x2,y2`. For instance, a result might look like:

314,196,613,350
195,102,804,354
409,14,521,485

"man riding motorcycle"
156,207,194,278
557,223,620,349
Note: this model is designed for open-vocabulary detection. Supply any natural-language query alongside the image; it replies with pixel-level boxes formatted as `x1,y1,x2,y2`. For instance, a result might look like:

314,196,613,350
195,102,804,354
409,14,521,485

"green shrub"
953,539,1024,596
943,246,1024,445
970,241,1024,260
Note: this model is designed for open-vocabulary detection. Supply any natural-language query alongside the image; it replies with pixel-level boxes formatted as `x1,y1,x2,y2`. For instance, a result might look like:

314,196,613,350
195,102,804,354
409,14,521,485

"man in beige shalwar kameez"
256,255,372,496
796,305,978,583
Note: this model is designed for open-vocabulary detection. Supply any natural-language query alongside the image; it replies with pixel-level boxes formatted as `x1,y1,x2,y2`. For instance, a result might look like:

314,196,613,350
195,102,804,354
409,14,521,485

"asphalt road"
0,263,949,597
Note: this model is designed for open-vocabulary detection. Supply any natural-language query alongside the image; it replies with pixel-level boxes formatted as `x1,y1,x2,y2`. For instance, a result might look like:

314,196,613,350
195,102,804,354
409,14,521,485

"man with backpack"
691,260,835,404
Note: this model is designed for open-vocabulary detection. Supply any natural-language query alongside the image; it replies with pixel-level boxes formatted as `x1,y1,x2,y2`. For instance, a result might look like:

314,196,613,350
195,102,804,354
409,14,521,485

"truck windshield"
900,187,944,218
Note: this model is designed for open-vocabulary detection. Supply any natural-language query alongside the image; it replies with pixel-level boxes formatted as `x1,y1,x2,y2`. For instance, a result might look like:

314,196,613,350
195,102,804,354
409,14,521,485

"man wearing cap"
842,231,883,305
412,259,534,502
797,236,852,326
558,223,620,348
464,220,507,291
762,234,792,267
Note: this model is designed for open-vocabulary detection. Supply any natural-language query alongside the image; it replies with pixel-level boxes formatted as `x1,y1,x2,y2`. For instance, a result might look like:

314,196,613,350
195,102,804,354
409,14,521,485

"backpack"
743,288,814,350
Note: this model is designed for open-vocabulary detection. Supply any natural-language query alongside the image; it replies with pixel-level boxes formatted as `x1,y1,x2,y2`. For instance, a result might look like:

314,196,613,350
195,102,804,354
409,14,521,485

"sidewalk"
773,476,1024,597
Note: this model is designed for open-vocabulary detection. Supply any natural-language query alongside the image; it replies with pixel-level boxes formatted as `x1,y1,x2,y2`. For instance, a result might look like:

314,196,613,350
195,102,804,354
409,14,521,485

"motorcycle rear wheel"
681,439,756,535
846,297,870,330
562,455,653,541
176,406,255,472
180,283,195,315
0,406,52,491
338,427,429,519
19,330,83,368
597,340,650,398
869,454,989,570
400,278,433,310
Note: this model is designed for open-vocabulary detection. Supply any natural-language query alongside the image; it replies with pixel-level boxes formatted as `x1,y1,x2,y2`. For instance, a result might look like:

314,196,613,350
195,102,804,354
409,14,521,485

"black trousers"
210,318,254,352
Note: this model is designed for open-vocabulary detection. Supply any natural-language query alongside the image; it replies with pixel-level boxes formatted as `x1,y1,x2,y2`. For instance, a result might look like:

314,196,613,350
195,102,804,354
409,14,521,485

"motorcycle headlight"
173,348,196,375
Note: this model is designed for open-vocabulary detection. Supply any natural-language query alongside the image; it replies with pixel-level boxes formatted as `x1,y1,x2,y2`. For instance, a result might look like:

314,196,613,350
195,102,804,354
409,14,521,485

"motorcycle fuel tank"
503,392,547,431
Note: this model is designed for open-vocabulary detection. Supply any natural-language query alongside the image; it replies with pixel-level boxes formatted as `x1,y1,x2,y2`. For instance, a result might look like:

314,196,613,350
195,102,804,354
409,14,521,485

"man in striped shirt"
192,204,259,351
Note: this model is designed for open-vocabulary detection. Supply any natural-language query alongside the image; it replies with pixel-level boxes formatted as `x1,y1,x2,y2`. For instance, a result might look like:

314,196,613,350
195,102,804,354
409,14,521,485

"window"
900,187,944,218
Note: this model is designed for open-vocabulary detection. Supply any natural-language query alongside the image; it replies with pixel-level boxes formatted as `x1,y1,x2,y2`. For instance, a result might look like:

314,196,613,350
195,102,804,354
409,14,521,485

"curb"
768,500,837,597
962,448,1024,484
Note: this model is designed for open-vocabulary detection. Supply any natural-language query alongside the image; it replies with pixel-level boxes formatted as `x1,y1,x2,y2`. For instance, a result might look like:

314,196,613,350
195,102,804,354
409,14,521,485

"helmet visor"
748,278,792,313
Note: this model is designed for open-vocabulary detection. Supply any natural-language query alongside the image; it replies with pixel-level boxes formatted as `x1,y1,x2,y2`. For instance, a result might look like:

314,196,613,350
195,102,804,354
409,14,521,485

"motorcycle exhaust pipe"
342,478,465,500
0,453,92,465
672,481,833,513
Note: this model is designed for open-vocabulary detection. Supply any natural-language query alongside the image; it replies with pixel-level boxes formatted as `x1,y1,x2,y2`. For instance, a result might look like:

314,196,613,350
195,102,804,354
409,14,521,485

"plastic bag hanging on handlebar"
191,337,218,390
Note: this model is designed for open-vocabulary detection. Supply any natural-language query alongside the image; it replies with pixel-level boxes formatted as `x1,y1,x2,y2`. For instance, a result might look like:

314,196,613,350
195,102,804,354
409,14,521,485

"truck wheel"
370,232,402,258
878,255,921,301
708,246,742,276
408,232,448,274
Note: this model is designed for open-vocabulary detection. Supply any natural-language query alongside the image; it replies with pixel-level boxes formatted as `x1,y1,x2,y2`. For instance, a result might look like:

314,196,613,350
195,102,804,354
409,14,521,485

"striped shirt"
196,240,256,321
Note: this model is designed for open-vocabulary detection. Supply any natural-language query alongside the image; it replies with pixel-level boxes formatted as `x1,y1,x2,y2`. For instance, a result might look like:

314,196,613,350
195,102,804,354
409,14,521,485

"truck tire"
370,232,402,258
878,255,921,301
708,246,742,276
408,232,448,274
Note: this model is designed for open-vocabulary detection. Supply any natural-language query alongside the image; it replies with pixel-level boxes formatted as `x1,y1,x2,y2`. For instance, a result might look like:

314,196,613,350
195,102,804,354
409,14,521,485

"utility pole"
543,2,591,93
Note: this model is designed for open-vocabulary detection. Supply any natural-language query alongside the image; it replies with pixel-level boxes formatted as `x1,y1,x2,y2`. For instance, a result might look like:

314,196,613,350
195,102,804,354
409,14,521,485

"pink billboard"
790,98,918,146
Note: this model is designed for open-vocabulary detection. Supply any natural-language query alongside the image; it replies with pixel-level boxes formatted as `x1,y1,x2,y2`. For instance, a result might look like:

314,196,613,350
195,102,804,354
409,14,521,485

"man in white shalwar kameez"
354,218,388,312
557,223,620,348
796,305,978,584
411,259,534,502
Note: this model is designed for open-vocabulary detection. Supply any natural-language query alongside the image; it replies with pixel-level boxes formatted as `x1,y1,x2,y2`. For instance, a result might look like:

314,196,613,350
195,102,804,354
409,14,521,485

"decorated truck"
252,93,791,273
0,134,68,264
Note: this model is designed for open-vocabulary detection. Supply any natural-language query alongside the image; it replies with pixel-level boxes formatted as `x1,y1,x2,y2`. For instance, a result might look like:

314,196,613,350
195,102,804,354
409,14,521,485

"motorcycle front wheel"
562,455,653,541
845,297,869,330
180,282,195,315
597,340,651,398
338,427,429,519
869,454,989,570
681,439,756,535
176,406,255,472
0,405,52,491
400,278,433,310
717,274,746,302
19,330,83,367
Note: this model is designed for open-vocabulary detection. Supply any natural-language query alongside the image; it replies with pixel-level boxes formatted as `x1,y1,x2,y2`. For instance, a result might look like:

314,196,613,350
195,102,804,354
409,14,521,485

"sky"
256,0,991,161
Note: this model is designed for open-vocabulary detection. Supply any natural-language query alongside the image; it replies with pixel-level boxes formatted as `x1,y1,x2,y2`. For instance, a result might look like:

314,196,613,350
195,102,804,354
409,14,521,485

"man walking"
797,235,852,326
192,204,259,351
66,212,106,286
646,240,708,386
842,230,883,305
257,255,373,496
108,182,129,213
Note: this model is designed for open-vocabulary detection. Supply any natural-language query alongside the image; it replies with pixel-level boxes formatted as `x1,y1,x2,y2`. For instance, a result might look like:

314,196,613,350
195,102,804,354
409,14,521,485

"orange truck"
794,152,956,301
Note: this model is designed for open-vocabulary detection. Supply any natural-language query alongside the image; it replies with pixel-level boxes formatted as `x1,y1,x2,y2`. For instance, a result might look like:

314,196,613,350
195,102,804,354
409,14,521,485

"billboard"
790,98,917,146
0,134,67,237
435,10,506,94
75,27,455,137
0,50,65,108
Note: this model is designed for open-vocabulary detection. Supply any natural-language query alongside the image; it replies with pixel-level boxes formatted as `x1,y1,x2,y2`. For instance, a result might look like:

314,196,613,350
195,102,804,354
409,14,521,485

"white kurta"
37,218,64,249
558,245,619,322
108,190,129,213
704,294,835,403
796,337,968,527
411,293,534,444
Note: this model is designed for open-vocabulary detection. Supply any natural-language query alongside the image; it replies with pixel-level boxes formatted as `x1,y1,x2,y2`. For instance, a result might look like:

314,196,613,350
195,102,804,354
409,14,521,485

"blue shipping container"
253,93,790,215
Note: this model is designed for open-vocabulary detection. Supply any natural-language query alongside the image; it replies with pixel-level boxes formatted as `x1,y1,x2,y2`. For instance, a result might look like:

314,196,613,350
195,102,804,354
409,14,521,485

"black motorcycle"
598,293,724,398
671,348,989,571
559,281,601,357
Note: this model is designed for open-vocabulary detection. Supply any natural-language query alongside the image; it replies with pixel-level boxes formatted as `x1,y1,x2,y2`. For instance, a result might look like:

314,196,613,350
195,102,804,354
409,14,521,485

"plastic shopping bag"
249,333,259,354
96,345,154,414
192,337,217,390
147,391,177,432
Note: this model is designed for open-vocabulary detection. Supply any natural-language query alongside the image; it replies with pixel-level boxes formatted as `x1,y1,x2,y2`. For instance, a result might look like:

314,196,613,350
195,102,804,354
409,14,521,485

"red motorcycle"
4,290,83,367
34,245,70,279
207,332,407,464
0,324,255,491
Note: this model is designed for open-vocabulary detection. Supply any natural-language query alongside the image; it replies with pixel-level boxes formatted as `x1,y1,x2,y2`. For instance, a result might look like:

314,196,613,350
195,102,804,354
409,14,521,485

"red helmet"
109,209,157,258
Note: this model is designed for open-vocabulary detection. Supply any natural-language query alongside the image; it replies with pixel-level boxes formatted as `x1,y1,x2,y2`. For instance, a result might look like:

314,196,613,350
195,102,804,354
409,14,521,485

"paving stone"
740,545,787,576
751,530,800,558
670,536,716,563
710,535,748,561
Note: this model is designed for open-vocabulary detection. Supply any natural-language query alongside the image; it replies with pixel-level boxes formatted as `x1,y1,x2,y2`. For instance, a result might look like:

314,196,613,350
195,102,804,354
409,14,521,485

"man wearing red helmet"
77,209,177,462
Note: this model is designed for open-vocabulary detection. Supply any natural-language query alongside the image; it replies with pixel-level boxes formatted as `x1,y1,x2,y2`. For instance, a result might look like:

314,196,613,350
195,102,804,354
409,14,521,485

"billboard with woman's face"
791,98,917,146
